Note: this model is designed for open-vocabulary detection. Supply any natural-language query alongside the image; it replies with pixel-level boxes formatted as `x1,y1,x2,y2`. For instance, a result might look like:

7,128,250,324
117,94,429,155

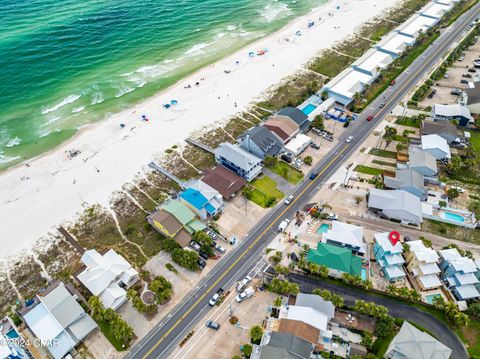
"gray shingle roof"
239,126,284,156
368,189,422,221
277,107,309,131
422,120,457,139
384,168,425,191
264,332,312,359
295,293,335,320
409,147,437,173
215,142,262,171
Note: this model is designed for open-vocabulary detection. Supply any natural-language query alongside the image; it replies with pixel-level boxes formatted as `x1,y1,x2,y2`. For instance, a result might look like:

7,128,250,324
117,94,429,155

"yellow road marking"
142,145,350,358
142,13,477,357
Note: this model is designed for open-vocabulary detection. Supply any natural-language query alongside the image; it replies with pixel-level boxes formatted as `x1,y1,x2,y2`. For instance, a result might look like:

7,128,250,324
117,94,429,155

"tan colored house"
265,116,299,143
405,240,442,291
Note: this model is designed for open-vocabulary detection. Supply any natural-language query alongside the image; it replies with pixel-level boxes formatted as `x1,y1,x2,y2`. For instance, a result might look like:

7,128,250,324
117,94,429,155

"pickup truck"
208,288,224,306
235,286,255,303
278,219,290,232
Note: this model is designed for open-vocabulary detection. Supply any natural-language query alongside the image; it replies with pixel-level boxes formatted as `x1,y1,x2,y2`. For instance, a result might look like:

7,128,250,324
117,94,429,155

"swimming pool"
302,104,317,115
441,211,465,223
425,294,442,305
361,268,367,281
316,223,329,234
5,329,19,339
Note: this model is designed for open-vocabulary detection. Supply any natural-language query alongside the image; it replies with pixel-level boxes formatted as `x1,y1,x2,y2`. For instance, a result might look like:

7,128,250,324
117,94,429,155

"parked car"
197,258,207,269
463,73,472,78
311,142,320,149
468,68,477,73
199,251,209,260
290,252,299,262
206,320,220,330
346,136,353,143
278,219,290,232
281,154,293,163
190,241,201,251
209,288,224,306
327,213,338,220
236,275,252,292
367,115,374,121
427,89,436,99
284,195,294,205
451,88,462,95
235,287,255,303
450,185,465,193
206,229,217,240
215,243,226,254
309,172,318,180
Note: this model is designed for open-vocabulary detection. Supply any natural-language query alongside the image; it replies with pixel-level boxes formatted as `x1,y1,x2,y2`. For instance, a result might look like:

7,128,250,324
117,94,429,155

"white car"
278,219,290,232
209,293,220,306
215,244,226,254
346,136,353,143
284,195,294,205
327,213,338,220
236,275,252,292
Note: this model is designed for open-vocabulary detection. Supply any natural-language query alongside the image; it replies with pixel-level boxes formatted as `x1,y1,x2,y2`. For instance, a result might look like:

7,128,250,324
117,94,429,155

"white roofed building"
373,232,406,282
439,248,480,301
77,249,139,310
322,68,373,106
284,134,312,156
368,189,423,225
396,14,437,38
432,103,473,126
21,282,97,359
421,134,451,160
420,1,452,19
351,49,395,77
321,221,366,256
215,142,263,182
405,240,442,291
376,33,416,57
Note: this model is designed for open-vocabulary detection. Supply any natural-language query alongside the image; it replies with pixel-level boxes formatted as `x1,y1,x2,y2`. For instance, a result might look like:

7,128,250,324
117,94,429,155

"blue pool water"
316,223,329,234
302,104,317,115
361,268,367,281
425,294,442,305
6,329,19,339
441,211,465,223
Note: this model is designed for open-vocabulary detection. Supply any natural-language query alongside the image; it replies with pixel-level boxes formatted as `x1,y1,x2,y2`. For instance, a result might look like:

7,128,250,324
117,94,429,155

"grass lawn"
457,317,480,357
372,160,396,167
369,148,397,159
354,165,385,176
395,116,422,128
469,130,480,156
267,161,304,184
248,175,284,208
373,330,398,357
309,50,352,78
98,320,128,351
422,219,480,245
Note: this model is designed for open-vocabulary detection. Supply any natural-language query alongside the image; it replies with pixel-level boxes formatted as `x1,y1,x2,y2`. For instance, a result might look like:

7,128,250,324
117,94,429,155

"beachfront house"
405,240,442,291
147,199,206,247
215,142,262,182
383,168,427,201
307,242,362,278
181,179,224,219
200,166,246,199
421,134,451,160
385,322,452,359
376,32,416,57
322,68,374,106
0,316,32,359
422,120,458,145
264,117,299,144
20,282,97,359
77,249,139,310
373,232,406,282
238,126,284,158
367,188,423,225
439,248,480,301
432,104,473,127
408,146,438,177
321,221,366,256
275,107,310,133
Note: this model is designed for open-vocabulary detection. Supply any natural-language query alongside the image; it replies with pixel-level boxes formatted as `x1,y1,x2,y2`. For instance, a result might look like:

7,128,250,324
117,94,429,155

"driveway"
287,273,468,359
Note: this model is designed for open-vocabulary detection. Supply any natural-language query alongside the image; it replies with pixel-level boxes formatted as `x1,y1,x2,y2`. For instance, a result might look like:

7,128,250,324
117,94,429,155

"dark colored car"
379,103,385,108
197,258,206,269
290,252,299,262
199,251,209,260
461,79,469,84
367,115,374,121
281,154,292,163
309,172,318,180
311,142,320,149
468,68,477,73
390,79,396,86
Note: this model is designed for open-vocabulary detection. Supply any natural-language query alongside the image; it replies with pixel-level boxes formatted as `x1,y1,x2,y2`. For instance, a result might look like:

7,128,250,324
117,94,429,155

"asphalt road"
127,5,480,359
287,272,467,359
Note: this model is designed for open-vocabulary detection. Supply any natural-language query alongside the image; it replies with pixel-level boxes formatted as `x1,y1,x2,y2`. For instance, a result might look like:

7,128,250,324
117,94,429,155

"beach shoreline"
0,0,400,259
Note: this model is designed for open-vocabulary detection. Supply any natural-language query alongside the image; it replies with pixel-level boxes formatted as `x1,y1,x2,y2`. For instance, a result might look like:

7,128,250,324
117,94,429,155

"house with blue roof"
179,185,224,220
439,248,480,301
373,232,406,282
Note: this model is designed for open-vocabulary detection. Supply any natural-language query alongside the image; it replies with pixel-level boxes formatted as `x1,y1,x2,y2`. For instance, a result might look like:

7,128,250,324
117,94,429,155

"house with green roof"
307,242,362,277
147,199,206,247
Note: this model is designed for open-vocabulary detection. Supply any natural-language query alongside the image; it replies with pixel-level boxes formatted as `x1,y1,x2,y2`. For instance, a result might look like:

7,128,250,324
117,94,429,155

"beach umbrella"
295,30,302,36
164,104,171,109
142,114,146,119
308,21,314,28
120,123,126,128
248,51,255,57
171,100,178,105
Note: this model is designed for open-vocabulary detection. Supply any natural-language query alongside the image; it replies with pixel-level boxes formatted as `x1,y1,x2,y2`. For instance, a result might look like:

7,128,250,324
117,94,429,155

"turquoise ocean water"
0,0,326,170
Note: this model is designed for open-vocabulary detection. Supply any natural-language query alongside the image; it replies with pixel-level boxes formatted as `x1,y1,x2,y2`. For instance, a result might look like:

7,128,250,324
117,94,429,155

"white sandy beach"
0,0,399,259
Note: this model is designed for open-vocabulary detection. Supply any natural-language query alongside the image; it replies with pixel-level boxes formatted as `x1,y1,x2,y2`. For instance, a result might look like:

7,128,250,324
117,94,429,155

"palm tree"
432,296,445,310
453,312,469,327
445,301,458,318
